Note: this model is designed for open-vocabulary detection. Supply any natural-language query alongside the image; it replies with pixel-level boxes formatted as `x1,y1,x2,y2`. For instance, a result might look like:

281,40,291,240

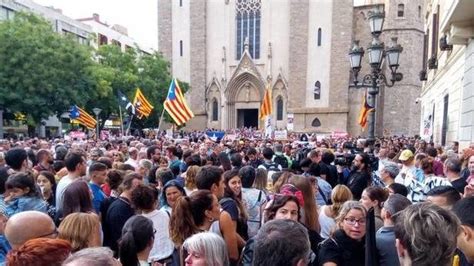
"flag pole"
118,105,124,137
126,114,134,136
158,108,165,132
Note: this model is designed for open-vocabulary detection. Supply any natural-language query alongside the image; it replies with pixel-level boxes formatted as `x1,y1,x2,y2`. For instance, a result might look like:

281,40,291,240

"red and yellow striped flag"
133,88,154,119
358,92,373,128
259,85,272,120
69,105,97,129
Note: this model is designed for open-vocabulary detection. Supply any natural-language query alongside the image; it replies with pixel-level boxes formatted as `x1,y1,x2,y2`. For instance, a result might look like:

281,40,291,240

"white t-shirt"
55,175,74,212
142,209,175,262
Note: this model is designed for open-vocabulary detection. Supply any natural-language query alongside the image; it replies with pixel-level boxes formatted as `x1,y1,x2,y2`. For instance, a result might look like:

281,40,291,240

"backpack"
273,154,289,169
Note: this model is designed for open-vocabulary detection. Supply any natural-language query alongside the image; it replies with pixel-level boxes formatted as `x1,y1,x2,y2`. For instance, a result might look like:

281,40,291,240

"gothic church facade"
158,0,423,136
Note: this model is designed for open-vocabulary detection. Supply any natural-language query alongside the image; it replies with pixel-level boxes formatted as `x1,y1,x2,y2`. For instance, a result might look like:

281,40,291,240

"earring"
209,217,214,222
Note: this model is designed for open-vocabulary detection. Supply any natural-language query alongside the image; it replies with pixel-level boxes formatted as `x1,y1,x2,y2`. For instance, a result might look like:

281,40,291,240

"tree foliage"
0,12,99,124
0,12,183,132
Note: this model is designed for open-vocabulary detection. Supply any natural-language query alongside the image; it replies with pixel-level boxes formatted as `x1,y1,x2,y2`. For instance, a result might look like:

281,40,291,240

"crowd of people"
0,133,472,266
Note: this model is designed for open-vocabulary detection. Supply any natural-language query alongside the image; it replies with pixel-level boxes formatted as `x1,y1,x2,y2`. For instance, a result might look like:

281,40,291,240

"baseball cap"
398,149,414,161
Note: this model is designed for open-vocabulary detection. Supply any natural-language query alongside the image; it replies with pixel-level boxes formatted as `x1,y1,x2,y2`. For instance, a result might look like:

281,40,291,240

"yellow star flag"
133,88,154,119
259,84,272,120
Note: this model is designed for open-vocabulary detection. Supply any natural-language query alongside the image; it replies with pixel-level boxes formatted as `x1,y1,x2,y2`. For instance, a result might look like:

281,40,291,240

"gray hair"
62,247,118,266
444,157,462,174
393,203,460,266
182,232,229,266
274,143,283,152
138,159,153,170
382,161,400,179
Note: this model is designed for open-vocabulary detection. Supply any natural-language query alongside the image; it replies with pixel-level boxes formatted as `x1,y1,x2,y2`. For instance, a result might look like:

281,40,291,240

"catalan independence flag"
69,105,97,129
259,84,272,120
133,88,154,118
358,92,374,128
164,79,194,126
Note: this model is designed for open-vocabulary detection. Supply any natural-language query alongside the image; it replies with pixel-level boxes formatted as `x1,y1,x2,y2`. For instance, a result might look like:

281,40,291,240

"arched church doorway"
237,109,259,128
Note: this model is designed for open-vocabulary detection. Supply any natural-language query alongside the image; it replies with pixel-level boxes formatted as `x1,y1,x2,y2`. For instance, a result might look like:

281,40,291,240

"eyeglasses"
344,217,366,226
36,228,58,239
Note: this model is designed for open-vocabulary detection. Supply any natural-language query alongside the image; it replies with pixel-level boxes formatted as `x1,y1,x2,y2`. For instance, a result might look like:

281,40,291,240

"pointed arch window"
212,99,218,121
317,28,322,46
236,0,261,59
314,81,321,100
398,4,404,17
276,97,283,121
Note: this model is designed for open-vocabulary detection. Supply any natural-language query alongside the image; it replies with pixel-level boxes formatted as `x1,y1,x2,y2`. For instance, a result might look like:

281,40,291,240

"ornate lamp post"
92,108,102,140
349,7,403,143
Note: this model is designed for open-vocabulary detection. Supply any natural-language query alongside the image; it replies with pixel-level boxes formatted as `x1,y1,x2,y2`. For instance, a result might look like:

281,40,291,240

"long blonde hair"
330,185,353,218
335,201,367,230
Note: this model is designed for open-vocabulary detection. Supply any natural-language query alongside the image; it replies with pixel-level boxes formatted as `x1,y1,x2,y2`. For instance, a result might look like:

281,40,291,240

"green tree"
90,45,184,131
0,12,100,131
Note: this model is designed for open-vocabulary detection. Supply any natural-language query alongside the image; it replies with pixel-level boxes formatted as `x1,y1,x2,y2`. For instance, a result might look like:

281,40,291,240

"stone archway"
225,72,264,129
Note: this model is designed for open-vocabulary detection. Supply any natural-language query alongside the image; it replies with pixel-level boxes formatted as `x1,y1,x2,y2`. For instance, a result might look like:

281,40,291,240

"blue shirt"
89,182,106,214
0,235,11,264
316,177,332,206
376,226,399,266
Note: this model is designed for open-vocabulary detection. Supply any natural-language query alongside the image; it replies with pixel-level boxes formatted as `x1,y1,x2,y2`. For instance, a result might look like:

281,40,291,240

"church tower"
351,0,424,136
158,0,354,133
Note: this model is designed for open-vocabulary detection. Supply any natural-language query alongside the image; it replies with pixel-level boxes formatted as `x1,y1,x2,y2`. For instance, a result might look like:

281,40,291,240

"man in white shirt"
55,150,87,212
124,147,138,169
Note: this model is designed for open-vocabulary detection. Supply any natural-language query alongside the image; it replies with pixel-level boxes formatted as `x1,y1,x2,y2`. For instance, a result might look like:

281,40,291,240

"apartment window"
431,5,439,58
180,40,183,57
212,99,218,121
236,0,261,59
276,97,283,121
397,4,404,17
314,81,321,100
418,6,422,19
0,7,15,20
180,0,183,7
422,32,429,69
112,40,122,48
441,94,449,146
317,28,322,46
98,34,108,46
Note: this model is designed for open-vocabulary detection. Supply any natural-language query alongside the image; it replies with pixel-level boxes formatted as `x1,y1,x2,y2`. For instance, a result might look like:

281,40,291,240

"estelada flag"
163,79,194,126
69,105,97,129
133,88,154,119
259,84,272,120
358,92,373,128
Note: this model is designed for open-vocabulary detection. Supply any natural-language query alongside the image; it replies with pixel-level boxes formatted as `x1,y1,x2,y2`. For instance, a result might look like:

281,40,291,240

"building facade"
419,0,474,148
1,0,93,138
158,0,424,136
78,13,154,55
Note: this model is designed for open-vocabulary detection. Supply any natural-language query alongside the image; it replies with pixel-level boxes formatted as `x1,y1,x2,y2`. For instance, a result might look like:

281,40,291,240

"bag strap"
318,186,329,205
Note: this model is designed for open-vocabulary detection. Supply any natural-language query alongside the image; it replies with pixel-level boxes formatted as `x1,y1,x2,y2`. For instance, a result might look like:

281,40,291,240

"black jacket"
346,170,371,200
318,229,365,266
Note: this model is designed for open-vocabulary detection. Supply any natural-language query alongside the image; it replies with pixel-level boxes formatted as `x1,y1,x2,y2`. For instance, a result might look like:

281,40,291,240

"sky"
34,0,158,50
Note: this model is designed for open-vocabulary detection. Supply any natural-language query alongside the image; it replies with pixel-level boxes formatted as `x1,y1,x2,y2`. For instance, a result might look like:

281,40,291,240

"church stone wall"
171,0,191,83
306,0,333,108
265,0,290,83
288,0,309,109
157,0,172,62
186,0,208,130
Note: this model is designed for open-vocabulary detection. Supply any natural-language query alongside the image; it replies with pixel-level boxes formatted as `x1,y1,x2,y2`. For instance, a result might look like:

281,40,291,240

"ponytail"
169,196,198,246
118,231,138,266
118,215,154,266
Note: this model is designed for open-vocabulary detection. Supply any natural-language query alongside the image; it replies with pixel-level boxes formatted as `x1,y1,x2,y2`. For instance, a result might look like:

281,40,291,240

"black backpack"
273,154,288,169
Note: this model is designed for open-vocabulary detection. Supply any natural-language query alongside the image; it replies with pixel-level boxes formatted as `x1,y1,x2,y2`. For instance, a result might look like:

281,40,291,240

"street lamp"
92,108,102,140
348,6,403,143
